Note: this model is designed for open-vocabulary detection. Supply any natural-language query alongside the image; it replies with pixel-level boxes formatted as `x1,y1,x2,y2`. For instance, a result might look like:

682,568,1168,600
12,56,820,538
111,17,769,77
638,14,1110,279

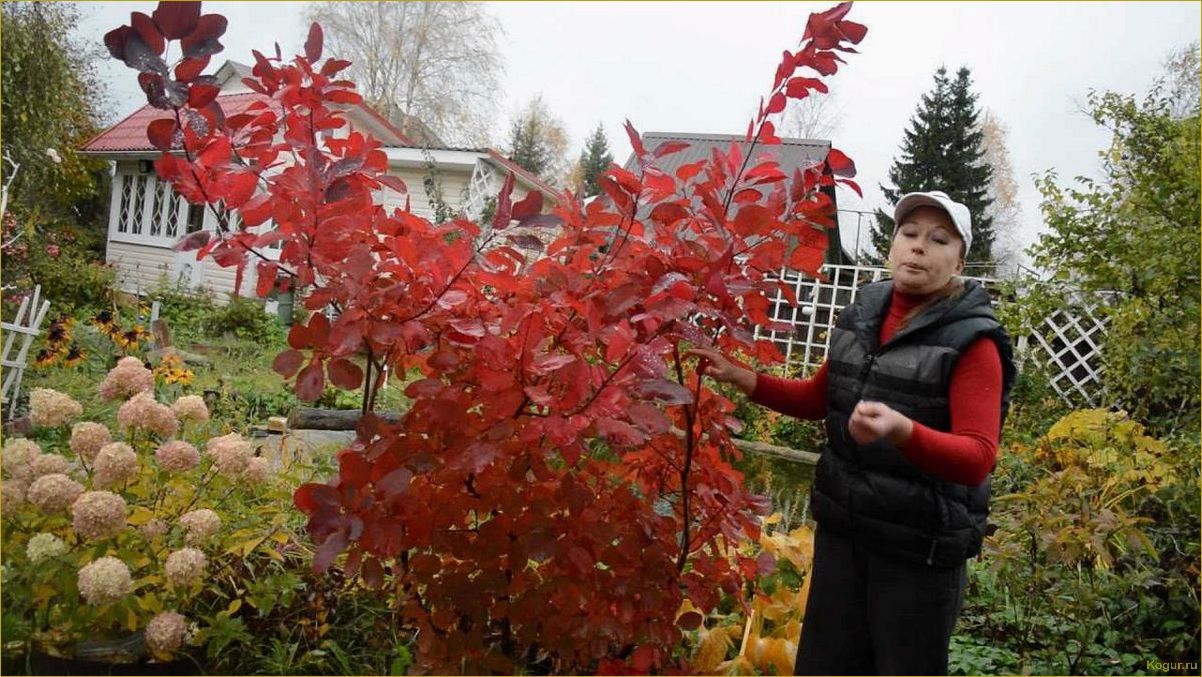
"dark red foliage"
109,2,865,672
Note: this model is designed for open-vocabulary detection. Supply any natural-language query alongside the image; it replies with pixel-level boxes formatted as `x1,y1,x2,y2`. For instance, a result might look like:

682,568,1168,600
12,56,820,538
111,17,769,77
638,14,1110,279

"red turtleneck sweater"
751,288,1003,486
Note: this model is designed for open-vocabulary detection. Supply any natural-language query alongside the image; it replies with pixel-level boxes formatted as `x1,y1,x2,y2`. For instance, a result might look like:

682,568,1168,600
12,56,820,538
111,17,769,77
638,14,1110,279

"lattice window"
186,204,205,233
165,191,182,238
150,178,166,237
131,175,149,235
117,174,133,233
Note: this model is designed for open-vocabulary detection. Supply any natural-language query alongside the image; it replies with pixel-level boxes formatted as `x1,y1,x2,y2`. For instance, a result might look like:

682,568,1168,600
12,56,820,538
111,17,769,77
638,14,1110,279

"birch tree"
977,109,1023,275
306,1,504,146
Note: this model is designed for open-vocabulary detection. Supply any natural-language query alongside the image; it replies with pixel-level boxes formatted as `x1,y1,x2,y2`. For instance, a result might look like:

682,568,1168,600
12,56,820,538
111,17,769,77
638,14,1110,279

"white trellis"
1026,297,1110,407
751,264,1109,407
464,160,496,221
2,285,52,419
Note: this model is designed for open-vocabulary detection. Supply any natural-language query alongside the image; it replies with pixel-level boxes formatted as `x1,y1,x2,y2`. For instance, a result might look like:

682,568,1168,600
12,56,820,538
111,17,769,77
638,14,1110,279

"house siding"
106,240,175,295
378,165,473,219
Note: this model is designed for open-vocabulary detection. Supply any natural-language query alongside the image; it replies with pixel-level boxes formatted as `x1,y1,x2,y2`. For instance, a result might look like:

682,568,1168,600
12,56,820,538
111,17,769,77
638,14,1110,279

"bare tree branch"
307,1,504,146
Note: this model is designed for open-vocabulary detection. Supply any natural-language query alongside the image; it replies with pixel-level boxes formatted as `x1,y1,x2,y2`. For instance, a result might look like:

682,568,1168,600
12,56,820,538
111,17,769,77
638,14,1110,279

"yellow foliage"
1038,409,1177,492
716,654,757,676
692,624,741,674
747,636,796,676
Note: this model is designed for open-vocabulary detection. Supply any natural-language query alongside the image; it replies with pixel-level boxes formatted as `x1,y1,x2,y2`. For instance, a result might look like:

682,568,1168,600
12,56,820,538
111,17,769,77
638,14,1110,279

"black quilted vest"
810,280,1016,567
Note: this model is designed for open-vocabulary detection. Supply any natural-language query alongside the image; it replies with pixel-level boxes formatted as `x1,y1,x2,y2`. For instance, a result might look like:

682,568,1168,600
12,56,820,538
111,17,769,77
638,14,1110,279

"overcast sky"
76,1,1201,269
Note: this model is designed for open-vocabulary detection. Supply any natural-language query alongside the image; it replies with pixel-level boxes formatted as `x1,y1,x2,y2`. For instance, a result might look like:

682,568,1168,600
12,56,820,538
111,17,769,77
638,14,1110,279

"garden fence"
2,285,51,419
751,264,1110,408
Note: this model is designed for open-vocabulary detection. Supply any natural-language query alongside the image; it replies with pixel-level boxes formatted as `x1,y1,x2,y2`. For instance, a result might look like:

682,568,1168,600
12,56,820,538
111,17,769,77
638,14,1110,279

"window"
165,191,182,238
186,204,205,234
150,180,167,237
117,175,133,233
131,175,148,235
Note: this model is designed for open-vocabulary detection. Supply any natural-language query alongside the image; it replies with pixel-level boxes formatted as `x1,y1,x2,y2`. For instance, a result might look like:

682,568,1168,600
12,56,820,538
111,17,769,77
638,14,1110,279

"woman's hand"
686,348,757,396
848,400,914,446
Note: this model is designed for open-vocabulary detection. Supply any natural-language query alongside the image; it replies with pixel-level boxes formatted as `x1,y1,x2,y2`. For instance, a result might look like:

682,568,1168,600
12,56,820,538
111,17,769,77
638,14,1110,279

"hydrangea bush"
0,357,287,663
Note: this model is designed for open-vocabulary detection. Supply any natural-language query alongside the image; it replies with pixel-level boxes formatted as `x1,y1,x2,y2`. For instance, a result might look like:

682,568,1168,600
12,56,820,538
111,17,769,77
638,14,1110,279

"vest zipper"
926,539,937,566
855,352,878,400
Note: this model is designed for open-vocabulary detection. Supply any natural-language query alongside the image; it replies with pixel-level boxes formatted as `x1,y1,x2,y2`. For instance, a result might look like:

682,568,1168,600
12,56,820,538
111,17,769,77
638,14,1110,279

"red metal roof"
486,149,558,196
80,92,413,154
79,92,271,153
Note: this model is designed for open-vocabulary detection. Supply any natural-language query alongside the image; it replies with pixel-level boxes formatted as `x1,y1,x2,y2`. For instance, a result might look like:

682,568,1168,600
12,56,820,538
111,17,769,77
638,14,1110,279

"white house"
79,61,554,300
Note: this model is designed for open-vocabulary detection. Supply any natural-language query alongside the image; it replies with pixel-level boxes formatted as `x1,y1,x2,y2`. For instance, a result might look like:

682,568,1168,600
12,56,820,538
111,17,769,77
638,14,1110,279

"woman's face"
888,205,965,295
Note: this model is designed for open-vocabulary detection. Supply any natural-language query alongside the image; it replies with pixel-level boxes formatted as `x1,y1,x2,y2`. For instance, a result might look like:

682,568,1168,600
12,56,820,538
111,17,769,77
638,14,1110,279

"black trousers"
794,526,967,676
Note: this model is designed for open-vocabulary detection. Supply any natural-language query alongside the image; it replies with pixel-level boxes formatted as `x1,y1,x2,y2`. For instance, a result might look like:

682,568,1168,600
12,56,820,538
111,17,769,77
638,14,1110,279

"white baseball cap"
893,190,972,254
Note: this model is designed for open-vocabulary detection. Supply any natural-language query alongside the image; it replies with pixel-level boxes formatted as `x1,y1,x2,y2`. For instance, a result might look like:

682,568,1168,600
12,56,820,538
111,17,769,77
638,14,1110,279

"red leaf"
174,56,210,82
296,361,325,402
630,646,655,673
607,166,642,195
308,312,331,347
376,174,406,194
255,261,277,298
240,196,272,230
130,12,164,56
624,119,646,160
825,148,856,177
635,378,693,405
766,91,787,115
511,190,543,221
216,169,258,208
676,160,706,183
152,1,200,40
188,83,220,108
293,482,340,514
272,349,304,378
837,177,863,197
785,77,829,98
759,119,782,145
643,170,675,199
304,22,324,63
839,20,868,44
180,14,228,59
652,140,690,159
198,136,231,167
733,204,774,236
312,529,347,574
327,358,364,390
649,202,689,226
104,26,132,61
789,226,828,276
492,172,515,231
328,323,363,355
147,118,177,151
321,58,353,77
172,229,211,252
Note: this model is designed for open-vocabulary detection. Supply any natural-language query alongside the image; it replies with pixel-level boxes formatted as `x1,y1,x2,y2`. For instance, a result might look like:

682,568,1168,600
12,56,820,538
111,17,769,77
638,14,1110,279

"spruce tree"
507,114,553,178
576,124,613,198
867,66,995,269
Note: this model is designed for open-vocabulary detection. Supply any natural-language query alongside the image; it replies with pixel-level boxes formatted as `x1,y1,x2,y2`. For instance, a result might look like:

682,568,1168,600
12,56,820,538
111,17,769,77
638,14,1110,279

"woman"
691,190,1016,675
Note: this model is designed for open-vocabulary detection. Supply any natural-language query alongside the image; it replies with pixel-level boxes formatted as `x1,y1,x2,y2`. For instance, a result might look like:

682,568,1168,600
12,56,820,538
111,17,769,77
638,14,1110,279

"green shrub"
26,249,117,316
207,295,284,344
962,409,1200,675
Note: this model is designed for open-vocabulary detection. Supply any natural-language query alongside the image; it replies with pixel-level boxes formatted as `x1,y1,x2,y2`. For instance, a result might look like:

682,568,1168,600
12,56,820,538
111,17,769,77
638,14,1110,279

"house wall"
377,164,473,217
106,240,175,295
103,149,547,304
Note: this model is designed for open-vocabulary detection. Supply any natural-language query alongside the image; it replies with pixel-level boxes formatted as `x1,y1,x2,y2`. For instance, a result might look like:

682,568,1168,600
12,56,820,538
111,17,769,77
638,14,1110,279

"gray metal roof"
622,131,831,175
619,131,852,264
